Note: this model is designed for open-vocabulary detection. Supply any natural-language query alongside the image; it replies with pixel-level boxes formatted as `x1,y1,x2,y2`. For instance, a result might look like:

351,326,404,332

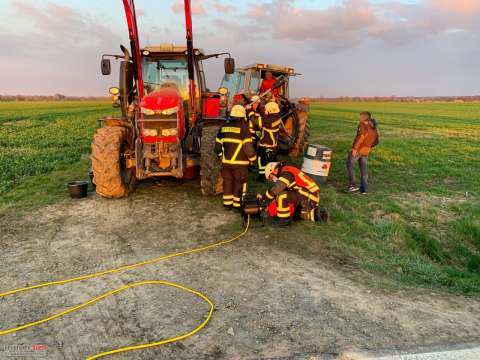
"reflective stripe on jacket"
258,113,282,148
265,165,319,202
214,120,257,166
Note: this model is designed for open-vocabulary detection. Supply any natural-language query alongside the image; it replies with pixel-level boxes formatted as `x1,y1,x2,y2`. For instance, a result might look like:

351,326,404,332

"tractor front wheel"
91,126,135,198
200,126,223,196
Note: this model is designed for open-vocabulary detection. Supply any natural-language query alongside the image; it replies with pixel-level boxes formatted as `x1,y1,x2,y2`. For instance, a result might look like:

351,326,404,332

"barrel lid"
304,144,332,158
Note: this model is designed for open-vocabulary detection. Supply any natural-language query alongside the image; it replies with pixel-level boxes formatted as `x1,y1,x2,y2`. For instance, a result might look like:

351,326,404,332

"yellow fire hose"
0,216,250,359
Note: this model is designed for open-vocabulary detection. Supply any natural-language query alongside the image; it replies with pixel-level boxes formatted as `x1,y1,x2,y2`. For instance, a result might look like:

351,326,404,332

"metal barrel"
301,144,333,188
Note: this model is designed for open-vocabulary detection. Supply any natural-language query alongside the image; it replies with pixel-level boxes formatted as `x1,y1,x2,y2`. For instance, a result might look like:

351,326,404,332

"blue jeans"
346,152,368,192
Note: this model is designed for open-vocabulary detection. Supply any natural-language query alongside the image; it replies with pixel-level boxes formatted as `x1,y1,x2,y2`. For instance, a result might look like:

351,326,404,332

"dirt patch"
0,182,479,359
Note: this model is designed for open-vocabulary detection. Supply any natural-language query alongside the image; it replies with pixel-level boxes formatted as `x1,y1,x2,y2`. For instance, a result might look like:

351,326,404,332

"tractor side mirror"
101,58,111,75
224,57,235,74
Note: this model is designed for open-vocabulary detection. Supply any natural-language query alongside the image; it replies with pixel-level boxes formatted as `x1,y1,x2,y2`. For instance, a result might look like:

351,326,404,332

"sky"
0,0,479,97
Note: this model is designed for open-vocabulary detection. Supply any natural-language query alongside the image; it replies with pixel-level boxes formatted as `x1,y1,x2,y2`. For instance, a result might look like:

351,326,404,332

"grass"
1,100,479,294
284,102,480,294
0,101,118,215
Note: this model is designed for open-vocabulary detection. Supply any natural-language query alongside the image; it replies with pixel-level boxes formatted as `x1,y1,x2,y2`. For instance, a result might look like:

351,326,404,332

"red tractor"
92,0,235,197
92,0,309,198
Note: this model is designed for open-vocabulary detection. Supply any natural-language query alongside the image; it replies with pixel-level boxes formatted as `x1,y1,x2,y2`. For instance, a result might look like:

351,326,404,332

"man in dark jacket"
346,111,379,194
215,105,257,209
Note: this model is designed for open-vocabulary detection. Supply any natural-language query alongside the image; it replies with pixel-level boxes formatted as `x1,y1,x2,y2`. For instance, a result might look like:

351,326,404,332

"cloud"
1,0,124,95
172,0,206,16
6,0,121,56
1,0,478,96
212,0,236,13
232,0,480,52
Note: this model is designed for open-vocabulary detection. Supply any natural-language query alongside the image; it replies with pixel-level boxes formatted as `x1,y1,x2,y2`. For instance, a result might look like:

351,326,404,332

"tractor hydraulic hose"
0,216,250,359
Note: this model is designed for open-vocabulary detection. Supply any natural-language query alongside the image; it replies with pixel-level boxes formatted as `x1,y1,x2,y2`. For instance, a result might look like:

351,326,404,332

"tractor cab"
219,63,309,156
220,63,297,106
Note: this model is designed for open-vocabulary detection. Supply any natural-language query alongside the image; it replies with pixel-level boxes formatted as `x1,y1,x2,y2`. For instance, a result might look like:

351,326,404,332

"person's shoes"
347,185,359,193
360,191,368,195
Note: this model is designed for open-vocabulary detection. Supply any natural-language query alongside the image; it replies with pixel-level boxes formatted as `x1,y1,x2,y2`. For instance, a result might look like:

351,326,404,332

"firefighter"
215,105,257,210
257,101,282,178
247,95,263,146
257,162,320,226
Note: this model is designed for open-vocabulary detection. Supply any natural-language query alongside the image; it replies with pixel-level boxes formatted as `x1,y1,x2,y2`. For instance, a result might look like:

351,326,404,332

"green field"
0,101,117,212
1,101,479,294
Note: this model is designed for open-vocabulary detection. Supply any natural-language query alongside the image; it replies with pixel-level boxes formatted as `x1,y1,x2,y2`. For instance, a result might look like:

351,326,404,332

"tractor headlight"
160,106,179,116
141,107,155,116
161,128,177,137
143,128,158,137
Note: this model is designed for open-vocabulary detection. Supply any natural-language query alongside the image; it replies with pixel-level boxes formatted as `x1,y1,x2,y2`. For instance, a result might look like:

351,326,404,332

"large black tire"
288,110,310,157
200,126,223,195
91,126,135,198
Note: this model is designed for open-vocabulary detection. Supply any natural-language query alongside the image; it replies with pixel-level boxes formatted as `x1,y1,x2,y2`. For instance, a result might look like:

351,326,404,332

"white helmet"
230,104,246,118
265,101,280,115
265,162,280,180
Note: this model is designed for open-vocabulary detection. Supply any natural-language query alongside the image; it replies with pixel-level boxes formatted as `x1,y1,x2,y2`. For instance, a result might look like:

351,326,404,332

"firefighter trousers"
277,189,319,221
222,165,248,208
257,146,277,175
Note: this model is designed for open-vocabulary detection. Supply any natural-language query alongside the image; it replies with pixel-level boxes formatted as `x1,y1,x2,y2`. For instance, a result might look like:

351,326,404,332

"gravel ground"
0,182,479,360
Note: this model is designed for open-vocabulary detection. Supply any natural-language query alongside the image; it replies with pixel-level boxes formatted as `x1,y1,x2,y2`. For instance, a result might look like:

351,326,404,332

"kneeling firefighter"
257,102,282,178
258,162,320,226
215,105,257,209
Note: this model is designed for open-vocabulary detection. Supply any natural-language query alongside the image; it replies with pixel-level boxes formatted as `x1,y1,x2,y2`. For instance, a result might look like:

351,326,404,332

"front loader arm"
122,0,144,99
184,0,197,125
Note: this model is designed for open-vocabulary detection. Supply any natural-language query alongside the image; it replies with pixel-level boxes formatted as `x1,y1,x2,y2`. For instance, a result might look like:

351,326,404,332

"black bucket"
67,181,88,199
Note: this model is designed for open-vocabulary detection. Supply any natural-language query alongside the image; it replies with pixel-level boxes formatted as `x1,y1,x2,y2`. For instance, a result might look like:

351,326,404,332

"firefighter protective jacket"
265,166,320,203
248,110,262,140
258,113,282,148
215,119,257,166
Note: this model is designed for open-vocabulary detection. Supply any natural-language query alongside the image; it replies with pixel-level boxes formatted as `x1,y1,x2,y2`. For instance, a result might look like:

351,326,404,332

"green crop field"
0,101,117,211
298,102,480,294
0,100,479,294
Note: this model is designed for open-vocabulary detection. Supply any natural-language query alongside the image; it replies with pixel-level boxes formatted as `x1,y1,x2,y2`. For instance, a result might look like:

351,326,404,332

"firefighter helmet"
230,104,246,118
265,101,280,114
250,95,260,103
265,162,280,180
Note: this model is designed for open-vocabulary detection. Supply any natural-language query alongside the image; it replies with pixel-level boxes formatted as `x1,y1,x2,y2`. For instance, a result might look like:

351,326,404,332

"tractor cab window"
248,70,261,93
220,70,246,104
142,58,189,99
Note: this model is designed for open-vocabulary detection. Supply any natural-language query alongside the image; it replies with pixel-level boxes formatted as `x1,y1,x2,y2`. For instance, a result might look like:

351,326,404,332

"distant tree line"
308,96,480,103
0,94,109,101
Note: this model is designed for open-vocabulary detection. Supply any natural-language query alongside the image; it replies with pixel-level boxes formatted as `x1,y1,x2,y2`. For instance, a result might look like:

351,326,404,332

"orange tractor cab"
219,63,310,156
92,0,235,197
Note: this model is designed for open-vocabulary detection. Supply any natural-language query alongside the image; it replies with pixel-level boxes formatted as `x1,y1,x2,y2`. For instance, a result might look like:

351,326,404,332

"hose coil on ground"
0,217,250,359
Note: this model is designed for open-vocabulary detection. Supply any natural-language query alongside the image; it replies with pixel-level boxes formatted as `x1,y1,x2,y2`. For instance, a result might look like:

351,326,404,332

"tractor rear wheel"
278,109,310,157
91,126,135,198
288,109,310,157
200,126,223,196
